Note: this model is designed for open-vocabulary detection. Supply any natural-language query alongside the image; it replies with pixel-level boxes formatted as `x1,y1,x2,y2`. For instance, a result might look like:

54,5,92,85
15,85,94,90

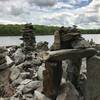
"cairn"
20,23,36,54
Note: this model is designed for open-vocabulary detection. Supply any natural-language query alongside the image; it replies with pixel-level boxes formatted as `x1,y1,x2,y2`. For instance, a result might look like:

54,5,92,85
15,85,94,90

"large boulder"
37,63,45,80
57,81,79,100
33,91,51,100
10,65,20,81
85,56,100,100
13,48,25,65
22,81,41,94
16,79,41,94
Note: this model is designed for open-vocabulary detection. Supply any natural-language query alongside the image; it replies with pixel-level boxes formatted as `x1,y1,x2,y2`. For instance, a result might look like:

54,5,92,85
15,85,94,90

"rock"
23,60,34,70
0,47,7,53
37,63,45,80
22,81,41,94
43,61,62,99
16,80,41,94
16,84,25,93
20,23,36,52
0,53,7,70
32,58,42,66
0,68,11,97
97,51,100,56
33,91,51,100
10,66,20,81
0,58,6,65
0,63,7,70
42,48,97,61
86,56,100,100
10,96,20,100
56,81,79,100
23,94,34,100
20,79,32,85
36,41,49,51
15,63,24,71
0,98,5,100
72,39,91,49
20,72,30,79
12,77,23,87
13,48,25,65
6,55,13,66
62,60,68,79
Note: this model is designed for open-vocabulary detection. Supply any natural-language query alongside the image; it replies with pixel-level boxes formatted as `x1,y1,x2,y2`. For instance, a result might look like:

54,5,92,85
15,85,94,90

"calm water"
0,34,100,47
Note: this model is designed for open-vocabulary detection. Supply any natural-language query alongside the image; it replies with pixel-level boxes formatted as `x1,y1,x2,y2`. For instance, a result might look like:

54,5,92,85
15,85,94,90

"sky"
0,0,100,29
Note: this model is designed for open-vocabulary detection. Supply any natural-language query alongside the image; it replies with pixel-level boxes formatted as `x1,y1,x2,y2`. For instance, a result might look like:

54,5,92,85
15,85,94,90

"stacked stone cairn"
20,23,36,53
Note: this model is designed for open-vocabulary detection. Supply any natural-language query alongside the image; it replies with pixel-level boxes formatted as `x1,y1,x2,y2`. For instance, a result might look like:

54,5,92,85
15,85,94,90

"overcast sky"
0,0,99,29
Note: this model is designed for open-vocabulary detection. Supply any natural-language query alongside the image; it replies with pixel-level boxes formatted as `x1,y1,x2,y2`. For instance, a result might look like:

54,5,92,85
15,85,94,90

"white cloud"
31,0,57,7
0,0,99,29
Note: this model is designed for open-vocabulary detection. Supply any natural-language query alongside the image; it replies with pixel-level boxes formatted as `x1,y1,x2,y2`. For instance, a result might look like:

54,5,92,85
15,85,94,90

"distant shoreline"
0,24,100,36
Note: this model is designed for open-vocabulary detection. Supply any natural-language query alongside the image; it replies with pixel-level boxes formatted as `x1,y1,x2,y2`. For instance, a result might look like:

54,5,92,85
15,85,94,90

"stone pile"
7,47,43,100
1,25,98,100
0,45,83,100
20,23,36,53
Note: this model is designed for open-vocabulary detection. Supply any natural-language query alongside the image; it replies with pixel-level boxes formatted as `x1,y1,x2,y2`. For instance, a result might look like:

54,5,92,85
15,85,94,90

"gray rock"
0,47,7,53
0,62,7,70
37,63,45,80
20,79,32,85
86,56,100,100
72,39,91,49
0,98,6,100
12,77,23,87
13,48,25,65
33,91,51,100
0,53,7,70
6,55,13,66
20,72,30,79
16,84,25,92
22,81,41,94
56,81,79,100
23,94,34,100
15,63,24,71
62,60,68,79
32,58,42,66
0,57,6,64
10,66,20,81
10,97,20,100
36,41,49,51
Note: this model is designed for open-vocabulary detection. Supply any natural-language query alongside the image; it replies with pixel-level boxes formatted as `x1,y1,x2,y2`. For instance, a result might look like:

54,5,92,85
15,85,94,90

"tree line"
0,24,100,36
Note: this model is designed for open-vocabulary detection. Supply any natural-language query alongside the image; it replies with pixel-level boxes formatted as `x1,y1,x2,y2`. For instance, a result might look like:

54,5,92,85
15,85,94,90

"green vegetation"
0,24,100,36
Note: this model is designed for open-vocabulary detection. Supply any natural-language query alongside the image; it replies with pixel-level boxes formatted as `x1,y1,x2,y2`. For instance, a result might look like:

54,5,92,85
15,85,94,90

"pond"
0,34,100,47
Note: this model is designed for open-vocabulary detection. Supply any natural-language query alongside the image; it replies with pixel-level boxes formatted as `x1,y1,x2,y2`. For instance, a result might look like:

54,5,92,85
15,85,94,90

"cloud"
30,0,56,7
0,0,99,29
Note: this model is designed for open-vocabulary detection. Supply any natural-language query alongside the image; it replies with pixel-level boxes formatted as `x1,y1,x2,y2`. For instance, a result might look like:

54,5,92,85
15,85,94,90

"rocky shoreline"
0,41,99,100
0,24,100,100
